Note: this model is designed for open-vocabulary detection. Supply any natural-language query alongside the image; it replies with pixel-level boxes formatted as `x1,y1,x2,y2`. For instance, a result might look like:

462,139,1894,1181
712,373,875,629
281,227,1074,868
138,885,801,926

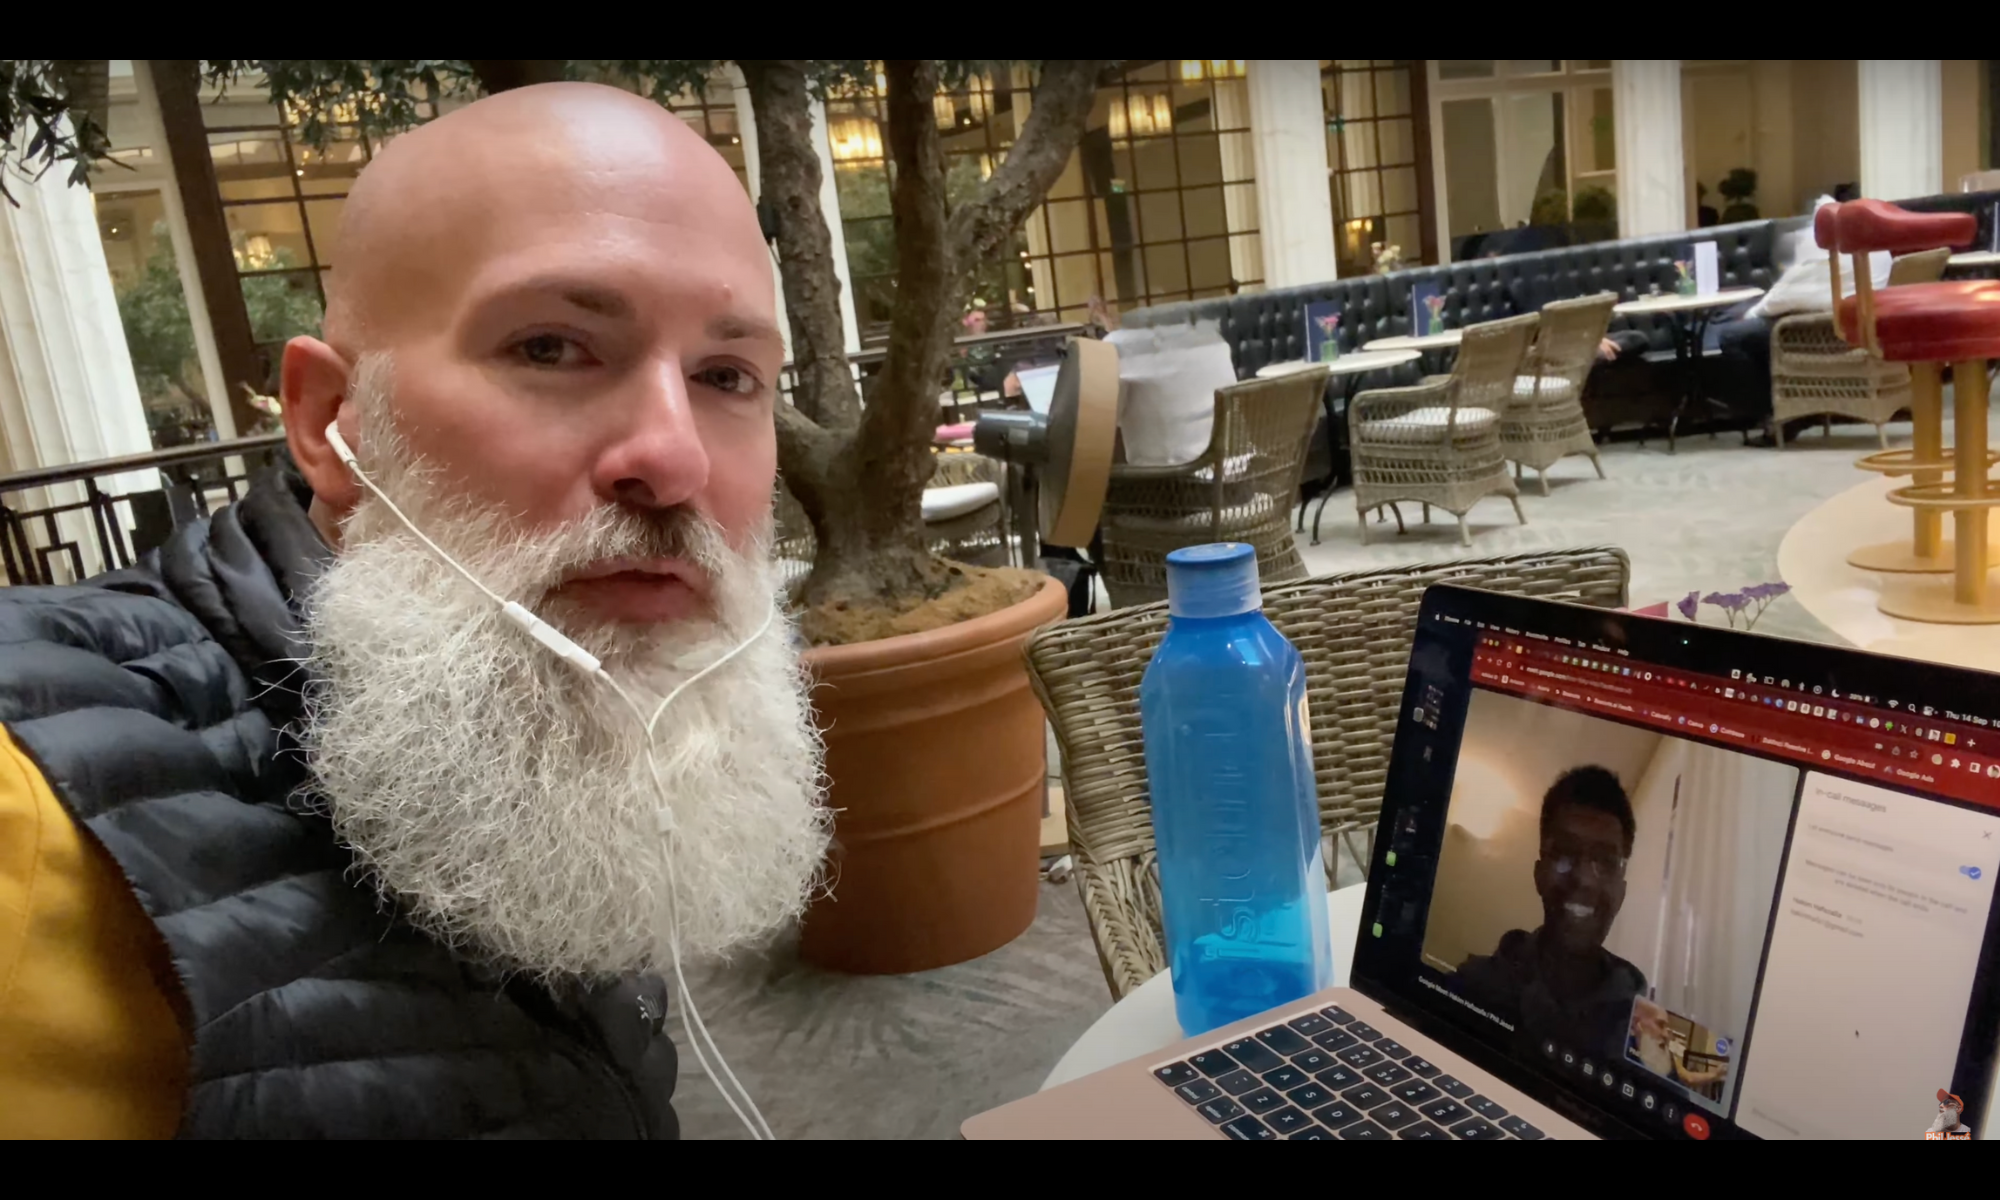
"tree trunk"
825,59,957,606
739,61,913,610
750,60,1109,620
738,61,860,437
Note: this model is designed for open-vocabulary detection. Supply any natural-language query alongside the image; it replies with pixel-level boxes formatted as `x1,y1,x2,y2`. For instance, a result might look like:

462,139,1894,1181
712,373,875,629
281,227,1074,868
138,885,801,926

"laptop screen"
1354,586,2000,1141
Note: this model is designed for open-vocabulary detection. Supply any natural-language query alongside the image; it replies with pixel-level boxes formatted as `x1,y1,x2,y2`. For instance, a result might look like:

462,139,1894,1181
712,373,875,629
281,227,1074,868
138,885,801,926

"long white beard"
300,356,829,979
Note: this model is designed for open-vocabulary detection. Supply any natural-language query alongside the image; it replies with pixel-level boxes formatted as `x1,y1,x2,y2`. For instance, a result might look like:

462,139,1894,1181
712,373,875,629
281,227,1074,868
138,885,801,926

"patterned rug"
678,416,1935,1139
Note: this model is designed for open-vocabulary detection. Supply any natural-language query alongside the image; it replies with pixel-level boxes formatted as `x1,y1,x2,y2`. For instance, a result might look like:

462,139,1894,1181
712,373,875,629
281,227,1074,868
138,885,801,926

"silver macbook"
966,585,2000,1139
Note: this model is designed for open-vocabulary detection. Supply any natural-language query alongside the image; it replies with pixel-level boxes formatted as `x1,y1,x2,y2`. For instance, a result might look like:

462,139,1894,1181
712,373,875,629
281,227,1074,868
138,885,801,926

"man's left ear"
281,337,358,511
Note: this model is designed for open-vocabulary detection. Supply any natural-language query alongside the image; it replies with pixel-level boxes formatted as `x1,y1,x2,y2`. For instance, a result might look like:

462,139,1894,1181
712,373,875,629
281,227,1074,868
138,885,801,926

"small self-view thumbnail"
1627,997,1731,1103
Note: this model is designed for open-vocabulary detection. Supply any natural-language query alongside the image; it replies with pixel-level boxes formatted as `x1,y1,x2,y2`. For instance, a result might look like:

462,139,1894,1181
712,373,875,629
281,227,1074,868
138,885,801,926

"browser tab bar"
1468,636,2000,812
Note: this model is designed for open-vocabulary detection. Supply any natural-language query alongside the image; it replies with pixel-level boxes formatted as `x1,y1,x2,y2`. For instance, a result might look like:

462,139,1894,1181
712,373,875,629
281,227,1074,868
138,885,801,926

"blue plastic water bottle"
1140,544,1334,1036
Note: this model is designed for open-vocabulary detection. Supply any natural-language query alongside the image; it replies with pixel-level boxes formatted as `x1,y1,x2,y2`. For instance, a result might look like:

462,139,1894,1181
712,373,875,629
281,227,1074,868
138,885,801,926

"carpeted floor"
677,417,1928,1140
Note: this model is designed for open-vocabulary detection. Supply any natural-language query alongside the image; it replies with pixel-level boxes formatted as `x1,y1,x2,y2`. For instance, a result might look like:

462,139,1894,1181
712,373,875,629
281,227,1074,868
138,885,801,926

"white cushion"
1748,252,1893,321
1107,323,1237,467
1191,452,1257,482
1359,406,1498,445
923,481,1000,522
1514,375,1577,401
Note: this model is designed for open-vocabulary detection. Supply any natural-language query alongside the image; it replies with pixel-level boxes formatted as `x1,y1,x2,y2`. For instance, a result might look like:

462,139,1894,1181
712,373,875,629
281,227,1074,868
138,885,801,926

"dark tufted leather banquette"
1122,188,2000,390
1123,220,1781,390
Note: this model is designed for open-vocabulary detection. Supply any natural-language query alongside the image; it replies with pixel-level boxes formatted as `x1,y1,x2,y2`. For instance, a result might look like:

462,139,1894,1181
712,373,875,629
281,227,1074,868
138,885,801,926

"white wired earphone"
324,422,779,1140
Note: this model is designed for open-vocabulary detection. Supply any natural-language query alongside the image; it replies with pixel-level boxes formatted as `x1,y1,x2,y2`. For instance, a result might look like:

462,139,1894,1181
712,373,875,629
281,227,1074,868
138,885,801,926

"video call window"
1421,688,1800,1119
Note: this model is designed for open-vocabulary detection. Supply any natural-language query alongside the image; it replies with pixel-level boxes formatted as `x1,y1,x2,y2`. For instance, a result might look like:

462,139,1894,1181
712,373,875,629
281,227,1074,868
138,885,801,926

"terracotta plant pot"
797,575,1069,974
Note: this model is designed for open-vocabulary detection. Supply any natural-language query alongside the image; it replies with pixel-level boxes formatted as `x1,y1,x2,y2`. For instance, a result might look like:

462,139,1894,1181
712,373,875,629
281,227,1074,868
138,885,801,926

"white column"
1210,77,1264,291
0,140,159,582
808,99,863,354
1612,60,1687,237
1246,60,1339,288
1859,60,1942,202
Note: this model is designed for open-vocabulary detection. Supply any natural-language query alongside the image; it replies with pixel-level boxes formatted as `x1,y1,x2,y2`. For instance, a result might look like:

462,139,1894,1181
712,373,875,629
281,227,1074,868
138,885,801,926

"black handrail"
0,432,289,493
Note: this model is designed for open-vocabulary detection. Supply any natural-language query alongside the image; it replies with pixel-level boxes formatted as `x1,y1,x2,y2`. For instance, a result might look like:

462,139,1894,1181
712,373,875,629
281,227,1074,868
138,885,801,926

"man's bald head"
282,79,785,606
325,82,765,352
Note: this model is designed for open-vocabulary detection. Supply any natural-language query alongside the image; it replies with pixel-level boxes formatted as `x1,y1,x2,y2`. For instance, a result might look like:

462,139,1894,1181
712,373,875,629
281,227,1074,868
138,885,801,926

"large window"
662,77,749,194
198,75,415,393
825,67,1037,340
1085,60,1262,313
827,61,1263,339
1429,60,1616,260
1321,60,1435,275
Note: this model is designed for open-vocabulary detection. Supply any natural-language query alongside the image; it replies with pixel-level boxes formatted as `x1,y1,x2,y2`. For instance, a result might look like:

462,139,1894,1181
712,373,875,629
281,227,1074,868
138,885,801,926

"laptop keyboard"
1152,1005,1547,1141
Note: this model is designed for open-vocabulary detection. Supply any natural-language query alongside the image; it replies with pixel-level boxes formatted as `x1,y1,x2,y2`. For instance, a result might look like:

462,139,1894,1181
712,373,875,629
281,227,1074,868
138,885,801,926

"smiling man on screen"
0,83,827,1138
1451,766,1647,1063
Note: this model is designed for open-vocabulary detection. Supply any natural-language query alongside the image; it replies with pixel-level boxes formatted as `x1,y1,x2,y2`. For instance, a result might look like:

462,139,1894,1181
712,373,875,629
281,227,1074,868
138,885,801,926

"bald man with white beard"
0,83,829,1138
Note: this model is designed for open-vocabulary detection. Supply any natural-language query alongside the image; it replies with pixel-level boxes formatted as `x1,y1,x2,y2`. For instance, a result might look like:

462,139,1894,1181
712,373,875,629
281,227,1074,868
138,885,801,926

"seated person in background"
1452,766,1647,1064
1716,192,1890,426
1506,273,1644,366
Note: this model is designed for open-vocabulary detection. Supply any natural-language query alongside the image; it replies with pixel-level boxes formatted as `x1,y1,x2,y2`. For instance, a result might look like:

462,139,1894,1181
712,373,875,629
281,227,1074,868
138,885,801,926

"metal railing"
2,323,1093,589
1,434,292,588
783,321,1087,420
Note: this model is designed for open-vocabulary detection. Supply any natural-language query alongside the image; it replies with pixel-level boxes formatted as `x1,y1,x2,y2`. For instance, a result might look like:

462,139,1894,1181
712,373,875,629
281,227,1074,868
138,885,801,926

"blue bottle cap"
1164,543,1260,618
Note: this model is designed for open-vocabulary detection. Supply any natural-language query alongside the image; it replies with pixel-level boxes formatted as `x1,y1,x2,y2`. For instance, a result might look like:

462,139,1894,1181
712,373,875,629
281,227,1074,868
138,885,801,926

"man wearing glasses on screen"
1453,766,1648,1063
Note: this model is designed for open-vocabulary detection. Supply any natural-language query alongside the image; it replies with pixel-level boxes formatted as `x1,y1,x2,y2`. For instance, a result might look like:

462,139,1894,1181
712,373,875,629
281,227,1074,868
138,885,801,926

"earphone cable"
326,422,777,1141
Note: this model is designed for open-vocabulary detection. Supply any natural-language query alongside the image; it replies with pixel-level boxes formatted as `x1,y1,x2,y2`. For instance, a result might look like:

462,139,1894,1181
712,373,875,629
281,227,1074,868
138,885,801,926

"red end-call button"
1683,1112,1711,1140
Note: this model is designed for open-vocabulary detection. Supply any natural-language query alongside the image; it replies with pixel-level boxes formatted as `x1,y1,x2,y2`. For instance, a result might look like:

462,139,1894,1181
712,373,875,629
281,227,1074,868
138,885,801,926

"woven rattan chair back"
1098,367,1331,607
1026,546,1632,998
1449,311,1541,418
1888,247,1952,287
1768,248,1950,447
1502,294,1615,491
1526,293,1616,401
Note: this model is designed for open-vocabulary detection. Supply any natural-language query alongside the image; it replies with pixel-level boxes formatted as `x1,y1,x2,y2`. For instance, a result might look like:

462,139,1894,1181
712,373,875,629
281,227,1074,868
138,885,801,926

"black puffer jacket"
0,463,679,1138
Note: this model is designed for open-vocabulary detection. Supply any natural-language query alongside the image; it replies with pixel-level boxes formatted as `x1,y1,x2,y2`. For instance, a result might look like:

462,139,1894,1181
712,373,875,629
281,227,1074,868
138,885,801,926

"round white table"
1042,884,1368,1091
1612,286,1765,452
1610,285,1765,320
1364,329,1466,380
1363,329,1463,354
1256,350,1421,548
1253,348,1420,381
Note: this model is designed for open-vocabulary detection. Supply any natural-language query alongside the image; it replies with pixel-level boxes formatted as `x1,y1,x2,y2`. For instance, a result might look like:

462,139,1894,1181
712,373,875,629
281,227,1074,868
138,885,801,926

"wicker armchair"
1770,248,1951,447
1501,293,1615,494
1098,367,1332,608
1350,312,1539,546
1024,546,1632,999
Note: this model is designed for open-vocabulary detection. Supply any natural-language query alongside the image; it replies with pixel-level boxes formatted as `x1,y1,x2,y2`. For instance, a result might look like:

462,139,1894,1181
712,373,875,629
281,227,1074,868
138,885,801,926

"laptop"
965,585,2000,1140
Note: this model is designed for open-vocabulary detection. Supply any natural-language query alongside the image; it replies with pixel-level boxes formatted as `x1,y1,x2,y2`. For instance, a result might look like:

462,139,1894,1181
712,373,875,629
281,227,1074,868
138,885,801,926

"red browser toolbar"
1469,636,2000,811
